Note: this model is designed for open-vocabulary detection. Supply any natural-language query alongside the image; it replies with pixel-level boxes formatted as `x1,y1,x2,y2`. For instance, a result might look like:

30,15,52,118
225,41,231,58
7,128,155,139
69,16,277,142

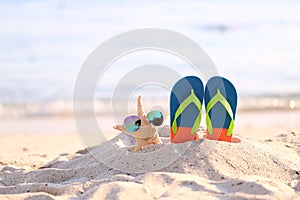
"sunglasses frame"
123,110,164,132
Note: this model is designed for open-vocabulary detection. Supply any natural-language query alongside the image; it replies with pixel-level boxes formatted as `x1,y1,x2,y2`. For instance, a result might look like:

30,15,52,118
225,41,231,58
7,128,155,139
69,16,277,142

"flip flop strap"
172,89,202,135
206,89,234,136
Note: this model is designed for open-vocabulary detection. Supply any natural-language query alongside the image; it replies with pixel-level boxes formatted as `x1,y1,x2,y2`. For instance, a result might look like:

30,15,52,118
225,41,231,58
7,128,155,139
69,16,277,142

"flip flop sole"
170,76,204,143
204,76,237,142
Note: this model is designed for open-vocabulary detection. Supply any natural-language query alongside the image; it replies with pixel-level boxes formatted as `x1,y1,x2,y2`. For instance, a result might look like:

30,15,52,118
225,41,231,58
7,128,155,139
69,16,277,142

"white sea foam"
0,95,299,118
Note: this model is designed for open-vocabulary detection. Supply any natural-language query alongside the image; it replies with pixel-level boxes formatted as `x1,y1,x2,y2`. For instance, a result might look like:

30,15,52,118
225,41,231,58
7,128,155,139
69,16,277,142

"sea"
1,0,300,118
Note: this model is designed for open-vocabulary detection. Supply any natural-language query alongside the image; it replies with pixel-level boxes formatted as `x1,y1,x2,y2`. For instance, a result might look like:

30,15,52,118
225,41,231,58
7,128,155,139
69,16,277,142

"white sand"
0,123,299,199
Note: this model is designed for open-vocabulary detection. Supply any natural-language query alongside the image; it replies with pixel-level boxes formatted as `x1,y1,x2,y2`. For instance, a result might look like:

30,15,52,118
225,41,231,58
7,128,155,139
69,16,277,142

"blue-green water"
0,0,300,113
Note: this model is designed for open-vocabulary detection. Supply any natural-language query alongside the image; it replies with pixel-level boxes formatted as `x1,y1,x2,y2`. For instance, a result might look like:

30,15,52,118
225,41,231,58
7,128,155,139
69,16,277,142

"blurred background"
0,0,300,136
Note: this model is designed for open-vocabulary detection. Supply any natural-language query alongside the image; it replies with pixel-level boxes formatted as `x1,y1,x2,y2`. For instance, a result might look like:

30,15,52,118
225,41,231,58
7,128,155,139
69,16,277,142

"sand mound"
0,126,299,199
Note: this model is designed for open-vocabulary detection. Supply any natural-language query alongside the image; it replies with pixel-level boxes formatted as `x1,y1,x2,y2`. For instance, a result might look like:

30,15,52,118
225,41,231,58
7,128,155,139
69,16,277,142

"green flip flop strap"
172,89,202,135
206,89,234,136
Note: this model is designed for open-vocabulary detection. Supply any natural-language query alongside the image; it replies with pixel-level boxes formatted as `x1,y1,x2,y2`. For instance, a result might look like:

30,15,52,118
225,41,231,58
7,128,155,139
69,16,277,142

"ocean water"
0,0,300,116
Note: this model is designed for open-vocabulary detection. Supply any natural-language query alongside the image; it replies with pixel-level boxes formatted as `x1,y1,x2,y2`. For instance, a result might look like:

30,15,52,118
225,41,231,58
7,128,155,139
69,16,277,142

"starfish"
113,96,162,152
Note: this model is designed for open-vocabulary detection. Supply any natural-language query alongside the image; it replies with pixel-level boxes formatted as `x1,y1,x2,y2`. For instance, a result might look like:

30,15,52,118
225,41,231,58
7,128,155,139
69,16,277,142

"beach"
0,110,299,199
1,1,300,199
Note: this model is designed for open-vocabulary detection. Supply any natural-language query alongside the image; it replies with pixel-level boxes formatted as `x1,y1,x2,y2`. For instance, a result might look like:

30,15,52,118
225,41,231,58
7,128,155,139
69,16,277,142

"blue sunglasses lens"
147,111,163,126
124,115,141,132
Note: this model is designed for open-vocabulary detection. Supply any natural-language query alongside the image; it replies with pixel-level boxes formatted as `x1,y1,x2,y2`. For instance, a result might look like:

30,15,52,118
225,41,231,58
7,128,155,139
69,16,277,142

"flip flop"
170,76,204,143
204,76,237,142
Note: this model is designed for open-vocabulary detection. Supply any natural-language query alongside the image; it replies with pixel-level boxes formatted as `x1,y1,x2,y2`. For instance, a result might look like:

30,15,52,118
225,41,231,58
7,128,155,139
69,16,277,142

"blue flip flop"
204,76,237,142
170,76,204,143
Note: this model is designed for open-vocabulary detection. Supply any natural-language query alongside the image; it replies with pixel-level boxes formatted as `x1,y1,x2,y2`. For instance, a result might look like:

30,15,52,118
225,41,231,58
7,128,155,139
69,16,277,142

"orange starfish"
113,96,162,152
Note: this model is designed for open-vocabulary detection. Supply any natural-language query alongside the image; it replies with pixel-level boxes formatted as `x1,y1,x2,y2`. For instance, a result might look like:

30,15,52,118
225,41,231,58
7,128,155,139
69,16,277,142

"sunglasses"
123,110,164,132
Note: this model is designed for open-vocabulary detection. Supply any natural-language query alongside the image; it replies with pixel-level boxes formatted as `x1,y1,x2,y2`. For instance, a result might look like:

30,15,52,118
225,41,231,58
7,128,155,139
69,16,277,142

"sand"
0,115,299,199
